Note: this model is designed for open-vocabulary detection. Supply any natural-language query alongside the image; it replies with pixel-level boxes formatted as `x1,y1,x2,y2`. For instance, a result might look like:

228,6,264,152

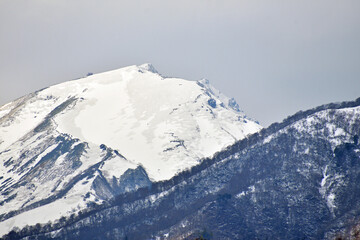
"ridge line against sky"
0,0,359,126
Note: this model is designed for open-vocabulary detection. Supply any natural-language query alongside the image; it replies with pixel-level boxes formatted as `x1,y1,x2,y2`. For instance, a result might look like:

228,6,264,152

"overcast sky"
0,0,359,126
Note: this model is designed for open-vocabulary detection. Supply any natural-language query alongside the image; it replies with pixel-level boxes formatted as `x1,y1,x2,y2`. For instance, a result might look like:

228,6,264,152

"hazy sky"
0,0,359,126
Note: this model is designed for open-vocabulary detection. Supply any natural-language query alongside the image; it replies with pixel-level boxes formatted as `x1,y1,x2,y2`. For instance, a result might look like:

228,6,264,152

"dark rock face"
116,166,152,194
3,98,360,240
207,98,217,108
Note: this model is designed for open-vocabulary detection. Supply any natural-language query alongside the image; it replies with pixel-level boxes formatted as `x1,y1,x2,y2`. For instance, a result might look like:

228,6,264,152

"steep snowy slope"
0,64,261,235
12,97,360,240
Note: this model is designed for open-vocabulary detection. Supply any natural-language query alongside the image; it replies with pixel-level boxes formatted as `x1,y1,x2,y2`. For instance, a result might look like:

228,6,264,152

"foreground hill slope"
0,64,261,235
7,97,360,240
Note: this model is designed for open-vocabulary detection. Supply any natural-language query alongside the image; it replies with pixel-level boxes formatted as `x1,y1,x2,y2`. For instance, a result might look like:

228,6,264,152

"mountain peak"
138,63,158,73
0,64,261,234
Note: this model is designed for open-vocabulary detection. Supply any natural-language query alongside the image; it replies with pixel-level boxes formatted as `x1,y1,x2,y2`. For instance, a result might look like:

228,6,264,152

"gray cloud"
1,0,359,126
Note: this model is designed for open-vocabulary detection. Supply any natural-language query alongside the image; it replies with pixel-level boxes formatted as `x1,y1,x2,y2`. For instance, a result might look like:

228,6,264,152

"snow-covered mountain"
8,97,359,240
0,64,261,235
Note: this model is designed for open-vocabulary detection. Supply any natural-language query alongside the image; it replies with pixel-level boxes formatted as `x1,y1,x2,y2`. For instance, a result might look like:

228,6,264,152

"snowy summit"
0,64,261,234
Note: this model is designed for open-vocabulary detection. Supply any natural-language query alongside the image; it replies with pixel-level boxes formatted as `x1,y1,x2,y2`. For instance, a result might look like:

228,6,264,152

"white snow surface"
24,64,260,181
0,64,261,235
